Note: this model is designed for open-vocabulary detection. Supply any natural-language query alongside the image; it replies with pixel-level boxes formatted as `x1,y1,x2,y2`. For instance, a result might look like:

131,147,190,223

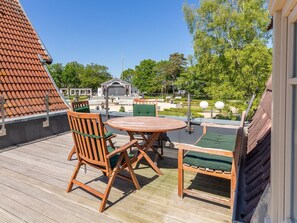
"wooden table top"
106,116,187,133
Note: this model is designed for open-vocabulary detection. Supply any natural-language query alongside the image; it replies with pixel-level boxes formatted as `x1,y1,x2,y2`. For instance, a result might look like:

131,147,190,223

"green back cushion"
74,106,90,113
133,104,156,117
107,146,134,169
104,131,113,139
183,132,237,172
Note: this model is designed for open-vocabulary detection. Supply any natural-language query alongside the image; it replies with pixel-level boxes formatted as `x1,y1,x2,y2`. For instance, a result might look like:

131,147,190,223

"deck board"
0,133,231,223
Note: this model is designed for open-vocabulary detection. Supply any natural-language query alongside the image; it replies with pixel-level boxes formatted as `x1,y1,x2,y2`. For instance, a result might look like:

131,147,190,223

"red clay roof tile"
0,0,68,119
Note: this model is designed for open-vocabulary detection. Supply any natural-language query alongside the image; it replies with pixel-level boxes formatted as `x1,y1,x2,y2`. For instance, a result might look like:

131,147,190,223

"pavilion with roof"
99,78,138,97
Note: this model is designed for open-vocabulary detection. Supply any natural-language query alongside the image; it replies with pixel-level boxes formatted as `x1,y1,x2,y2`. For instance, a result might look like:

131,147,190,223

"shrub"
119,106,125,112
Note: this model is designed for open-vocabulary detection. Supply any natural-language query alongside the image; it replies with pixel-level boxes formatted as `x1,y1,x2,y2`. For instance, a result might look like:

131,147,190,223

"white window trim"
269,2,297,222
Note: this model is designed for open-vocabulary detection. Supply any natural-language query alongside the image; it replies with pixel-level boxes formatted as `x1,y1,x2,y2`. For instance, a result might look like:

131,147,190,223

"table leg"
139,133,163,160
128,131,163,175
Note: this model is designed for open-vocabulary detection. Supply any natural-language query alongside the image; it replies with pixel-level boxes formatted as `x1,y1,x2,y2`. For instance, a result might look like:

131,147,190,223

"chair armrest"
103,125,117,139
201,111,247,130
106,134,116,140
177,143,233,158
106,139,138,158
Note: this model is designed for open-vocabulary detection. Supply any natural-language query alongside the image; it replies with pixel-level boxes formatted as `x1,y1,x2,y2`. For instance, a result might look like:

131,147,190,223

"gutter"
4,110,68,125
42,61,71,109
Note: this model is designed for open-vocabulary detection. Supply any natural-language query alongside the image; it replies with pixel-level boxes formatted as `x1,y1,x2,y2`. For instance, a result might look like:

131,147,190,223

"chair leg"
230,173,236,209
178,149,184,198
159,134,164,155
66,161,82,192
99,171,117,212
99,154,125,212
129,134,133,153
125,153,140,190
67,146,76,160
230,160,237,209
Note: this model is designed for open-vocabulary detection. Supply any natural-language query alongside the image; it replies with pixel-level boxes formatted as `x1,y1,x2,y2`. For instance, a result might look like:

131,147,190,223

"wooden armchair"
132,98,164,155
67,111,140,212
71,100,90,113
133,98,158,116
67,100,116,160
178,111,246,209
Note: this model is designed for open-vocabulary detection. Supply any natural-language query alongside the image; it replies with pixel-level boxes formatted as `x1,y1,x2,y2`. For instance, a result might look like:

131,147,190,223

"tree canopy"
62,61,83,89
132,59,158,93
48,0,271,104
120,68,135,83
182,0,272,101
122,52,187,94
80,63,111,89
47,62,112,91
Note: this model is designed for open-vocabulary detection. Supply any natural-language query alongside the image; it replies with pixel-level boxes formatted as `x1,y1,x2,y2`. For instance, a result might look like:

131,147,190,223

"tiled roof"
0,0,68,119
236,76,272,222
267,17,273,31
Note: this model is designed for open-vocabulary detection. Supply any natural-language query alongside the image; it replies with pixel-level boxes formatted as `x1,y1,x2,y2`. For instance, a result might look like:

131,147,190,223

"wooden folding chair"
67,111,140,212
133,98,158,116
67,100,116,160
132,98,165,155
71,100,90,113
178,111,246,209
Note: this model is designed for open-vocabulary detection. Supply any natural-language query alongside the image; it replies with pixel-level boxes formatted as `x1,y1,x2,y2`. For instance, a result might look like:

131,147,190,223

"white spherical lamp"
215,101,225,110
199,101,209,109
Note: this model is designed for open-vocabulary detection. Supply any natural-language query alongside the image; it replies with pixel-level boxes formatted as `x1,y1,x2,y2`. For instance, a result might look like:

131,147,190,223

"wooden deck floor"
0,133,231,223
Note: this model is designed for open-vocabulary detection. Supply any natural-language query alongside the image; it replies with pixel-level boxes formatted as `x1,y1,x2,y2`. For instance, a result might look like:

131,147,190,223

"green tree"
168,53,187,94
153,60,172,95
62,61,84,96
47,63,64,88
176,64,208,98
183,0,272,101
132,59,159,93
121,68,135,83
79,63,112,90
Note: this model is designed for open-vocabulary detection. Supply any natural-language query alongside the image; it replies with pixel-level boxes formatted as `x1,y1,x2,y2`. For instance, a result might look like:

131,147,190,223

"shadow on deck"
0,133,231,223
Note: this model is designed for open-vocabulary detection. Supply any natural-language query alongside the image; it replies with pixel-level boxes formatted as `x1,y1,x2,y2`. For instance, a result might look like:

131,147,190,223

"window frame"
285,18,297,221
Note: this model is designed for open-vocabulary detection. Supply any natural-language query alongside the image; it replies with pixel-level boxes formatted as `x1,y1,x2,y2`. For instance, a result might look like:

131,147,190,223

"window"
288,22,297,220
293,86,297,218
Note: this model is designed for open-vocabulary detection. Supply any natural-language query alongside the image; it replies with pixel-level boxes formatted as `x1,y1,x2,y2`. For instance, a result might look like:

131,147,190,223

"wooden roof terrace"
0,133,231,223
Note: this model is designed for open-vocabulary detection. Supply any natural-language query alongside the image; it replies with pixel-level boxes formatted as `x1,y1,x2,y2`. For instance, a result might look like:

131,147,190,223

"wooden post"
43,93,50,127
186,93,192,133
105,87,109,120
0,96,6,136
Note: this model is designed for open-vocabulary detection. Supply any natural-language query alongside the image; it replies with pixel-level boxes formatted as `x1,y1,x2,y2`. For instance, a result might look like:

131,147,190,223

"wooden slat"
183,189,230,206
92,118,105,163
87,119,99,161
82,118,94,160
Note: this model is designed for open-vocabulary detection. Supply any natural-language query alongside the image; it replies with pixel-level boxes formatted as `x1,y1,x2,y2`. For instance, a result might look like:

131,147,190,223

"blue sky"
20,0,198,77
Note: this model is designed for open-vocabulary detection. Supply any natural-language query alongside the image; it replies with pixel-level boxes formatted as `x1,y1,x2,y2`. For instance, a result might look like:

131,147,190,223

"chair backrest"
67,111,109,168
72,100,90,113
133,98,158,116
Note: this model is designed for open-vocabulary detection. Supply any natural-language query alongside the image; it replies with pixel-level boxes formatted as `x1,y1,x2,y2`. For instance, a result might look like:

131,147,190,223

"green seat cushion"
74,106,90,113
133,104,156,117
183,132,236,172
107,146,134,169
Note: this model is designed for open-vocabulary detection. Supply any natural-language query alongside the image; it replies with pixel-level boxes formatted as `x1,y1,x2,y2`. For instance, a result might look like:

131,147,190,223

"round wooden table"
106,116,186,175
